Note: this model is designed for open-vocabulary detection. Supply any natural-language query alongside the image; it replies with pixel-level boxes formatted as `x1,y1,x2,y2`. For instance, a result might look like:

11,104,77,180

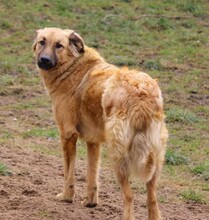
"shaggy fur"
33,27,168,220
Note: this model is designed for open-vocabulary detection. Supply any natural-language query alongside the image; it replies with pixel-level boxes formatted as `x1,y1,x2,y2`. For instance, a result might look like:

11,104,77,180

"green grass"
28,144,61,157
165,149,189,165
1,130,13,140
0,163,12,176
178,1,204,15
23,128,59,139
37,210,52,218
180,189,206,204
144,59,162,71
202,184,209,192
0,0,209,205
158,194,166,203
166,108,200,123
0,75,15,86
191,162,209,181
2,97,51,111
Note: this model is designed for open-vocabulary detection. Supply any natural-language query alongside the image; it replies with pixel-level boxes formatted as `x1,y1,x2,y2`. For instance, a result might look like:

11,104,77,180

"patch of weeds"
166,108,200,123
181,21,194,29
186,139,203,153
21,76,40,85
0,60,15,74
165,81,184,93
0,19,12,29
10,103,34,110
111,56,137,66
164,164,176,176
77,146,87,159
157,18,173,30
165,149,189,165
0,88,8,95
180,189,206,204
178,1,203,16
144,59,162,71
23,128,58,139
0,163,12,176
38,210,52,218
0,75,15,86
32,97,50,108
205,148,209,155
77,140,103,159
9,98,50,110
194,106,209,117
143,17,173,31
181,134,193,142
1,130,13,140
202,184,209,191
16,64,33,75
202,173,209,181
101,147,108,160
191,162,209,181
100,146,109,166
29,144,60,157
77,140,87,159
158,195,166,203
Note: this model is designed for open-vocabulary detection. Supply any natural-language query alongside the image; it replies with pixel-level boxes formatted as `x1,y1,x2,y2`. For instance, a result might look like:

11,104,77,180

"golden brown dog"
33,27,168,220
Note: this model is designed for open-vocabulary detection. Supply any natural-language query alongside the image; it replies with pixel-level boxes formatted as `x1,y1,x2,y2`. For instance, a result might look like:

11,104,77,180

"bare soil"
1,142,209,220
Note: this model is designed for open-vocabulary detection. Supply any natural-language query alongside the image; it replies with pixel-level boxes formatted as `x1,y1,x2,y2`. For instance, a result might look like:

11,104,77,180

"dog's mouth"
37,55,57,70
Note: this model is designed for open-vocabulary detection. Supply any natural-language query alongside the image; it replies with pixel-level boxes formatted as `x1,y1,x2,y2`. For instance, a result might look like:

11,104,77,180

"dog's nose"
40,56,51,64
38,55,54,70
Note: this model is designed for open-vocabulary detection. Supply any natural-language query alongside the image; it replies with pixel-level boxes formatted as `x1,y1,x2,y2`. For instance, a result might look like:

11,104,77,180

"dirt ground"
1,143,209,220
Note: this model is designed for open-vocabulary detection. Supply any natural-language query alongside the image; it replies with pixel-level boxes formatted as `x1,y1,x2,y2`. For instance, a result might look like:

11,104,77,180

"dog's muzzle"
38,55,56,70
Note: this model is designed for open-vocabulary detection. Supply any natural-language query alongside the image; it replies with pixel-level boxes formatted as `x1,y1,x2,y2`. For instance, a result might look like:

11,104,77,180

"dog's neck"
38,47,106,98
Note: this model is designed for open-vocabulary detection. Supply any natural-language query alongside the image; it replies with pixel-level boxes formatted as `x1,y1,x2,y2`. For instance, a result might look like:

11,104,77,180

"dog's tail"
104,114,167,182
102,68,168,180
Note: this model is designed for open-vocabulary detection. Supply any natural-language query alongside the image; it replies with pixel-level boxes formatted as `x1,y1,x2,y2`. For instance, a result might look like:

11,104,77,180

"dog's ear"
32,29,42,52
69,32,84,57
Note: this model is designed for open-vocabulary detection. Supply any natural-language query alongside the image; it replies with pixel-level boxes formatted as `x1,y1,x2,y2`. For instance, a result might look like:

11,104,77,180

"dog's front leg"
57,133,77,203
84,142,100,207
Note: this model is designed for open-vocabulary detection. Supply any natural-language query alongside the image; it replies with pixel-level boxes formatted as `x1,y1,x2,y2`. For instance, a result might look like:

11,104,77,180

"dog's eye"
55,43,63,49
39,40,45,46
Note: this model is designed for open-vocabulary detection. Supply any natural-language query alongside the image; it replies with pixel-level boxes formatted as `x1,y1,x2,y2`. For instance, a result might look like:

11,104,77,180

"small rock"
0,189,9,197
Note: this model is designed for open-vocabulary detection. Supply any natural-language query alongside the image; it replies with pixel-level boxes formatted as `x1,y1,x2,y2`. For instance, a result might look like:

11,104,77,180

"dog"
33,27,168,220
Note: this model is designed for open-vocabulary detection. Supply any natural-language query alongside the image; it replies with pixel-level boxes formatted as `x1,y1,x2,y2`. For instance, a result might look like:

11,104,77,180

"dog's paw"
56,192,74,203
123,215,135,220
82,197,98,208
85,202,98,208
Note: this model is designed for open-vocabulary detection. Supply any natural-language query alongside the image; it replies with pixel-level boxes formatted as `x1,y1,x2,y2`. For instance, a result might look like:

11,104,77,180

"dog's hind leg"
105,117,135,219
57,133,77,202
146,122,167,220
84,142,100,207
146,171,161,220
114,161,135,220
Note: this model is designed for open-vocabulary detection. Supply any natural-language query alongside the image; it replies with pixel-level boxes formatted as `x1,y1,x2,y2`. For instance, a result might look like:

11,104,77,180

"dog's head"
33,28,84,70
